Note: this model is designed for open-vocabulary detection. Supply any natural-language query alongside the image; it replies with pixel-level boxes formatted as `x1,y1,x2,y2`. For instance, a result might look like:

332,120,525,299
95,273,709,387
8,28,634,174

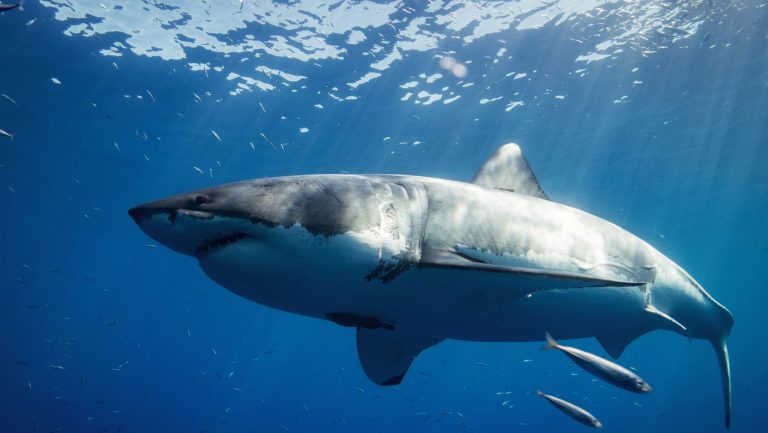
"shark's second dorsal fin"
471,143,549,200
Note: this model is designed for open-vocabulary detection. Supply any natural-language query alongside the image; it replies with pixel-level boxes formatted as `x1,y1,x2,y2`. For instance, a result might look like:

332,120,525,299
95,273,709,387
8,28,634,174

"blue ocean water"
1,1,766,432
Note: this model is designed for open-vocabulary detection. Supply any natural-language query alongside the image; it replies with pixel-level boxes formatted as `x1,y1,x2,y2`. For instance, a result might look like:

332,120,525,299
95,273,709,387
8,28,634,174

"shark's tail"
711,338,732,428
541,332,559,351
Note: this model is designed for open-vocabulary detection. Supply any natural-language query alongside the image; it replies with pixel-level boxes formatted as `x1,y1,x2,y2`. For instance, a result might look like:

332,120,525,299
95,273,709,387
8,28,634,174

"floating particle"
439,56,468,79
0,128,14,140
1,93,17,105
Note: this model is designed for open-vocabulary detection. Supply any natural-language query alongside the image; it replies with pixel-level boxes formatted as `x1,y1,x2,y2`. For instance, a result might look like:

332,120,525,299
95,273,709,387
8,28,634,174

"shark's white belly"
198,227,651,342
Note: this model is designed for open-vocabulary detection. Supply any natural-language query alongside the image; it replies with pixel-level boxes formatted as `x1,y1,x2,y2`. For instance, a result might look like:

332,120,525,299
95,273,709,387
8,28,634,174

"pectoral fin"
356,327,442,386
419,249,648,292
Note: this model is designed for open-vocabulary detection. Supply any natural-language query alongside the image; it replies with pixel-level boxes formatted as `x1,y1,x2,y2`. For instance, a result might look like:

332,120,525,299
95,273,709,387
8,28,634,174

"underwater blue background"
1,1,766,432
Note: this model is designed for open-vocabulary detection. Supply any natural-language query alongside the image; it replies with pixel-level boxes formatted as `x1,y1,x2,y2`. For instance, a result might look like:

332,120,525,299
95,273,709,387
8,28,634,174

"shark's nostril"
128,205,178,225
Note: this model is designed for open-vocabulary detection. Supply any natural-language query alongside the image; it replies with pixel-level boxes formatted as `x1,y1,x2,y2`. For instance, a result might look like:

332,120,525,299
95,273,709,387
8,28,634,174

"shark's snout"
128,205,153,223
129,194,192,225
129,191,260,260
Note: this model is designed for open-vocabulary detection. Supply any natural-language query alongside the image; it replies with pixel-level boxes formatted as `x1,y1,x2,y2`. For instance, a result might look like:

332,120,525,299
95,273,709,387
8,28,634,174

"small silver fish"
0,3,20,13
1,93,17,105
543,333,652,393
537,390,602,428
0,128,14,140
211,130,222,143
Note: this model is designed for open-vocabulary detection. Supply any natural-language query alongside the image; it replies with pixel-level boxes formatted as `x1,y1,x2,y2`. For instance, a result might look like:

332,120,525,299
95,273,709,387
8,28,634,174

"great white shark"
129,143,733,427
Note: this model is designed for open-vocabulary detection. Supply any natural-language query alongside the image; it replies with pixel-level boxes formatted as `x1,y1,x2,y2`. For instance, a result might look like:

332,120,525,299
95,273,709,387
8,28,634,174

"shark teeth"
196,233,248,259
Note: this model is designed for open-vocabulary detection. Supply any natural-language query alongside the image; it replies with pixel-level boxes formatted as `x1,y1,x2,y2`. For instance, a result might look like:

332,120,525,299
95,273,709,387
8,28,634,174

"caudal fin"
711,339,732,428
541,332,559,351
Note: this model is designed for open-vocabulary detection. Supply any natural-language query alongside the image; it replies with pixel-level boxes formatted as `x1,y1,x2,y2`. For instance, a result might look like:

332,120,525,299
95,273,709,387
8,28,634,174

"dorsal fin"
471,143,549,200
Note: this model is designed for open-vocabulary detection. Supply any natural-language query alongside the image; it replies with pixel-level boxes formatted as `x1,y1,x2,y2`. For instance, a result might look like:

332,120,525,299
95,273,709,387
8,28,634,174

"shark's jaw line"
195,232,249,260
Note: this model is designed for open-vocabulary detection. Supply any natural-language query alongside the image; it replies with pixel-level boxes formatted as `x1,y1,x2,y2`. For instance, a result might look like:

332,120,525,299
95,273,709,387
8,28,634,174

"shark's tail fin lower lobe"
711,338,732,428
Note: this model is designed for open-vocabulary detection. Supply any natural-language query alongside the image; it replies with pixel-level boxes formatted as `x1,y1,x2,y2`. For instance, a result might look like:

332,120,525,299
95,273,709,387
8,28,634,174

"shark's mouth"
195,233,248,259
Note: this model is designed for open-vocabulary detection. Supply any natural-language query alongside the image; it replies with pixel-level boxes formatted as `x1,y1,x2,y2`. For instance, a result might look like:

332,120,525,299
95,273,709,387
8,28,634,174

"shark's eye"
194,195,208,205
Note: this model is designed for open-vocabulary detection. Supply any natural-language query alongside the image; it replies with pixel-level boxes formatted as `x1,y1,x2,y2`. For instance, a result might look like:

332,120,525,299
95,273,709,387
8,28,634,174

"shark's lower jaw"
195,233,249,259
